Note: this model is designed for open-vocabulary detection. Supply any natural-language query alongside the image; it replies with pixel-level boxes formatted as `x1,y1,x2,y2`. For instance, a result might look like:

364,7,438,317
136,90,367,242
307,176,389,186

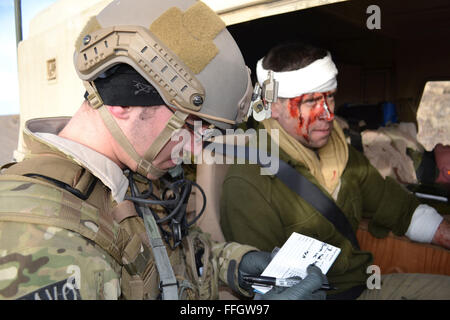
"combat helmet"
73,0,253,178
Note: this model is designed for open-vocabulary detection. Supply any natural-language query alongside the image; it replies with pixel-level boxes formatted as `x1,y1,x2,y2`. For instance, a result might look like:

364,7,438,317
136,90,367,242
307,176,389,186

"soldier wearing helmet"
0,0,327,300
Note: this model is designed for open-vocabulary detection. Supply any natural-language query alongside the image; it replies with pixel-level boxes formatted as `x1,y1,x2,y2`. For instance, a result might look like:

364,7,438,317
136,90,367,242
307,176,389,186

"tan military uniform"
0,117,257,300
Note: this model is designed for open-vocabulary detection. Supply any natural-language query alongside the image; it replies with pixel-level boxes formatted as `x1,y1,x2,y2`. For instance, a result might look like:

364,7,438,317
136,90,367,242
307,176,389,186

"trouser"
357,273,450,300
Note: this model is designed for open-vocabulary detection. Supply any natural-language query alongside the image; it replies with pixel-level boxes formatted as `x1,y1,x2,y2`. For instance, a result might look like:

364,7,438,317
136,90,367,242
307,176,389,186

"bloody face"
279,89,336,149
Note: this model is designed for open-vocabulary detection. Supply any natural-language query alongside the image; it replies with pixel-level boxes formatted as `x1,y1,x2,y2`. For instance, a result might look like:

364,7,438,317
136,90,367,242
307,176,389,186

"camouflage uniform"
0,118,258,300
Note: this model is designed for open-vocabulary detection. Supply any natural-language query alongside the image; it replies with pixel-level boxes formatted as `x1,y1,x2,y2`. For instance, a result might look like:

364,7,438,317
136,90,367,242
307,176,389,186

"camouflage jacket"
0,117,258,300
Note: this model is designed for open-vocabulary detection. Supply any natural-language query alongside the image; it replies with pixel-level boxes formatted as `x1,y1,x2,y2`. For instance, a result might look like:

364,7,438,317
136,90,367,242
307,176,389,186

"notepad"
253,232,341,294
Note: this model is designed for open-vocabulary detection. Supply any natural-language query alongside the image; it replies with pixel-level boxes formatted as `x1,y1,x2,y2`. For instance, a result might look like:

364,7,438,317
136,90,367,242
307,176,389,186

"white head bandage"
256,52,338,98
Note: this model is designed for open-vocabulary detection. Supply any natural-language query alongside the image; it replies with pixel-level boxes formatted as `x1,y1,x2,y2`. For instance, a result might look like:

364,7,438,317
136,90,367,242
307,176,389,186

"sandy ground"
0,115,20,166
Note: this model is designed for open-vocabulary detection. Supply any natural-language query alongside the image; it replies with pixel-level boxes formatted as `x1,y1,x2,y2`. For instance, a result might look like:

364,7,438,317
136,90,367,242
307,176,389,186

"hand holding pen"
246,264,335,300
243,275,336,291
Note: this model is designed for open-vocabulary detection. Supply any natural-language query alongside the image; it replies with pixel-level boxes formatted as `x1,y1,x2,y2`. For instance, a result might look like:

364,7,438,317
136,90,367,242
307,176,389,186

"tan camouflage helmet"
73,0,253,178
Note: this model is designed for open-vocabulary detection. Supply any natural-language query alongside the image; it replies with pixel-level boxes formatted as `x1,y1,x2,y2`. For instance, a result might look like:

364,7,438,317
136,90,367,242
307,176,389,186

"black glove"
238,251,272,292
254,264,328,300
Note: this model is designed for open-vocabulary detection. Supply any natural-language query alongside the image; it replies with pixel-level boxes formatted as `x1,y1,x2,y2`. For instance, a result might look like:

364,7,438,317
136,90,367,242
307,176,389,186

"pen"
243,275,336,291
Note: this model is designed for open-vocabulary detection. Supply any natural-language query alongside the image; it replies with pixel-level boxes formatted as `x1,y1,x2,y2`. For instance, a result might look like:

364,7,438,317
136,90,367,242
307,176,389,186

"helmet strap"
84,80,188,179
137,110,188,178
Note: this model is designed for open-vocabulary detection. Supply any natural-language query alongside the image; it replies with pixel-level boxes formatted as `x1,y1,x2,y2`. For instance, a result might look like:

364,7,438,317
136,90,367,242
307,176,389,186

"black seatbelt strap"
206,142,360,250
276,158,360,250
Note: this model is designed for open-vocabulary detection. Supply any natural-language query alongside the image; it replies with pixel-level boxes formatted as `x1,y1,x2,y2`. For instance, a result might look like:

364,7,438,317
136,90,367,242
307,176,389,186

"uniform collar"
24,117,129,203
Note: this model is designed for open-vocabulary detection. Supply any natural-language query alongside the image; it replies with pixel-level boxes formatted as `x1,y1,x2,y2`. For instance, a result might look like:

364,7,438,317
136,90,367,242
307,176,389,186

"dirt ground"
0,115,20,166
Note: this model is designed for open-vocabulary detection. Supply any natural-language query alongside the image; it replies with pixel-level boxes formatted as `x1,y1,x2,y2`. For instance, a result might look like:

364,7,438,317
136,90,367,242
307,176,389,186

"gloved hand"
238,251,272,292
254,264,328,300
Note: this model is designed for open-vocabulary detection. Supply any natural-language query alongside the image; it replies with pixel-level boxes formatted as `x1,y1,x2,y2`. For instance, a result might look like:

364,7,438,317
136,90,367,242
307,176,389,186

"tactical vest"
0,154,219,300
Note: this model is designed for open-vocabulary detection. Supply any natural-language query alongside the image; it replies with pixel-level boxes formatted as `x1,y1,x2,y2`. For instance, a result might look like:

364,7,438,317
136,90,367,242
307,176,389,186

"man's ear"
106,105,132,120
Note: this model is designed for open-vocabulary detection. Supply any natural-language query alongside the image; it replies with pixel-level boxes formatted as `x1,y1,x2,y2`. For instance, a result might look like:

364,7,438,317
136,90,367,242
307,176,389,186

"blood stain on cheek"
288,96,310,141
286,93,336,144
288,97,300,118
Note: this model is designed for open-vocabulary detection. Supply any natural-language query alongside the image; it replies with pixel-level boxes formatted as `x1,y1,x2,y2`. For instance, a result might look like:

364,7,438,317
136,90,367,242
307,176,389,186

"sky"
0,0,58,115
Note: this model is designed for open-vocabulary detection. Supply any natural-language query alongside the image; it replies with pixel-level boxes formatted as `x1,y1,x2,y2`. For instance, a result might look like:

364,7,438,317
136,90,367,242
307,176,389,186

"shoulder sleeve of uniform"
211,241,259,298
347,146,420,237
0,222,121,300
220,168,285,252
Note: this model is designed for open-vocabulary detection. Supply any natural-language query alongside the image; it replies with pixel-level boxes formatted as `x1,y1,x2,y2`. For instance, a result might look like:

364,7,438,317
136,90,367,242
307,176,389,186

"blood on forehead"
287,93,335,141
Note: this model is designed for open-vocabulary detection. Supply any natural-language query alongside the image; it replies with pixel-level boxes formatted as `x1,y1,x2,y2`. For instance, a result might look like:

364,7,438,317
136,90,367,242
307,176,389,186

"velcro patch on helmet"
149,2,225,74
74,16,102,50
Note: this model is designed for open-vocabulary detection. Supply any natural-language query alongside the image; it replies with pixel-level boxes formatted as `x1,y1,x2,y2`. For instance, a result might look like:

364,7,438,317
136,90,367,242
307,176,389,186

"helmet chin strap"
137,109,188,178
84,80,188,179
